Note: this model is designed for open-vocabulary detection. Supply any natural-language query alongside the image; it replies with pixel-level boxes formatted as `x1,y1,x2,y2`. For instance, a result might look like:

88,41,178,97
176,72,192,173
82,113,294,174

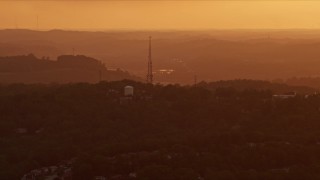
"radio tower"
147,36,153,83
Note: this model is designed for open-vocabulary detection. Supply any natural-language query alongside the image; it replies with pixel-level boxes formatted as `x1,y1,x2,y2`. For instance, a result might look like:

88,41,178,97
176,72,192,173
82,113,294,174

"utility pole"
37,15,39,30
146,36,153,84
99,70,102,82
14,16,18,29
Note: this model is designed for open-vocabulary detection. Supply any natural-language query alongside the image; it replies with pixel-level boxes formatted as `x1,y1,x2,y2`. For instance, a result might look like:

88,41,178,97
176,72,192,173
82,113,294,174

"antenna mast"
37,15,39,30
147,36,153,83
14,16,18,29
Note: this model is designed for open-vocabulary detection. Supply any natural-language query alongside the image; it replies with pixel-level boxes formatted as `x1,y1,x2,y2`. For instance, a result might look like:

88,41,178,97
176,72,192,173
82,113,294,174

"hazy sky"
1,1,320,30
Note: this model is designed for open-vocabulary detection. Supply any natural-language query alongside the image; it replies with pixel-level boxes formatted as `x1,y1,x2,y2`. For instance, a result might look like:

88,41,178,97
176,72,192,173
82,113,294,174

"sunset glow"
1,1,320,30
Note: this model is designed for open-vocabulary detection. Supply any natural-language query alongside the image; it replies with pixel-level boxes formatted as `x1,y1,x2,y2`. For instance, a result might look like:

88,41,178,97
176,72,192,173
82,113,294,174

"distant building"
157,69,174,75
95,176,107,180
21,160,74,180
272,92,296,99
15,128,27,134
124,86,134,96
120,86,134,104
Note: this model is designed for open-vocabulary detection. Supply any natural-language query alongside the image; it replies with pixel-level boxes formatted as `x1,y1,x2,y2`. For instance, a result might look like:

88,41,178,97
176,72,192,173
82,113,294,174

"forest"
2,80,320,179
0,54,138,84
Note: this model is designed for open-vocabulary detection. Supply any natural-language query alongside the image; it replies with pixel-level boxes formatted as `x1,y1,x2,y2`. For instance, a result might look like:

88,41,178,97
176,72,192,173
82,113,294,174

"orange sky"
1,1,320,30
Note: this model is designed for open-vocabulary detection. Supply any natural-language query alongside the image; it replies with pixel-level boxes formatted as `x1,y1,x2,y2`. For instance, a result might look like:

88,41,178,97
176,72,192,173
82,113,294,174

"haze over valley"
2,29,320,85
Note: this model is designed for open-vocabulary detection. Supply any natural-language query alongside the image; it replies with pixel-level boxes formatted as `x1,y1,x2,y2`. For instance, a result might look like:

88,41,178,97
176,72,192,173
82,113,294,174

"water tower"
124,86,134,96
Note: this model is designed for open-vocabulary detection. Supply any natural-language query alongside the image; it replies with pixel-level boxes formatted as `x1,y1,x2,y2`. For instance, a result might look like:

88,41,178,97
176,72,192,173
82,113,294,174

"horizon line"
4,28,320,32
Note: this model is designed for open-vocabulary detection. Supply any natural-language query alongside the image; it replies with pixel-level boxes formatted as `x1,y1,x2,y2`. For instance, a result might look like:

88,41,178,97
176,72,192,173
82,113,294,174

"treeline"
199,79,316,94
286,77,320,89
1,80,320,179
0,54,139,83
0,54,106,72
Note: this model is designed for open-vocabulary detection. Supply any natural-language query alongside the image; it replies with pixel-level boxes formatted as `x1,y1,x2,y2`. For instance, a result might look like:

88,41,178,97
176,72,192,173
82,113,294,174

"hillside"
198,79,316,94
1,80,320,179
2,29,320,83
0,54,139,83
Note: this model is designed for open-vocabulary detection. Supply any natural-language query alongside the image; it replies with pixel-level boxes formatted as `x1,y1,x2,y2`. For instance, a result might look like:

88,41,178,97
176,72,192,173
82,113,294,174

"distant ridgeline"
198,79,316,94
0,54,140,83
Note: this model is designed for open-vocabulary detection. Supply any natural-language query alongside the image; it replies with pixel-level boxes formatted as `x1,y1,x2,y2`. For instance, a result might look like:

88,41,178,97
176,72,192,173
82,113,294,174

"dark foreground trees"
1,80,320,179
